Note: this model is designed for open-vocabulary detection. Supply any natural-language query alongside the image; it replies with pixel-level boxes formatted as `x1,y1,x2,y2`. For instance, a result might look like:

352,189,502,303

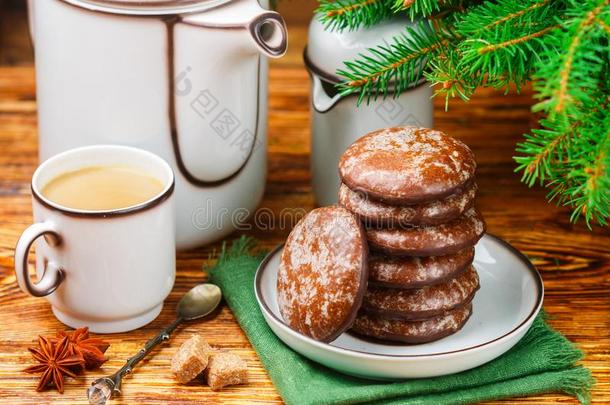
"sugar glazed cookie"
352,304,473,344
369,248,474,289
338,127,476,205
338,182,476,227
366,208,486,257
277,206,368,342
363,266,479,320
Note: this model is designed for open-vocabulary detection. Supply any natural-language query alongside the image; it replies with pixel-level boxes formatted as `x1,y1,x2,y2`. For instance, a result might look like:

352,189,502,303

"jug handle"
247,11,288,58
312,74,343,113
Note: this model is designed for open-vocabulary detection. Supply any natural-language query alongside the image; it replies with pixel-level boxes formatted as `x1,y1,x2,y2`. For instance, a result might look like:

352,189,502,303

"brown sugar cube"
203,351,248,391
171,335,212,384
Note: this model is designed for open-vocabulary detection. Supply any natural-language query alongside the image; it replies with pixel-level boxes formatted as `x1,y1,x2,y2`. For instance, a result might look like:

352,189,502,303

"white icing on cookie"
339,127,476,204
277,206,367,341
364,266,479,318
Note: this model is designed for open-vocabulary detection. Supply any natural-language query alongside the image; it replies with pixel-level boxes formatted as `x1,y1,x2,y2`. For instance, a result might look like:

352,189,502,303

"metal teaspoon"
86,283,222,405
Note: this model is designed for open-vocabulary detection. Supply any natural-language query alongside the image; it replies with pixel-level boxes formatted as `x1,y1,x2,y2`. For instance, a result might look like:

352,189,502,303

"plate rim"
254,233,544,359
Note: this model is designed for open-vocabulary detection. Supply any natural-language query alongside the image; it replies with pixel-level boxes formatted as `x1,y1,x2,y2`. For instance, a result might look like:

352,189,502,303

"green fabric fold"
208,237,593,405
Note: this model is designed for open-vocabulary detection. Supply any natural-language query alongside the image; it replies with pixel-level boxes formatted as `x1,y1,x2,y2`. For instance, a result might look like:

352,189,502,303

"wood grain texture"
0,26,609,405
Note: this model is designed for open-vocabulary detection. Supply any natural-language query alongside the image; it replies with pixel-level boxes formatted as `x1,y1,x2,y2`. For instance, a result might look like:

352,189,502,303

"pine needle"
317,0,397,31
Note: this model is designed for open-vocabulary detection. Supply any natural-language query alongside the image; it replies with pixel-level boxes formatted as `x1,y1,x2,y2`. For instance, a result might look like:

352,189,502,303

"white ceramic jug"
28,0,287,249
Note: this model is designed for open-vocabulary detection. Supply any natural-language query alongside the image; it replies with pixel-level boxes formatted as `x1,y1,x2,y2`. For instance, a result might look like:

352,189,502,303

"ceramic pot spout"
182,0,287,58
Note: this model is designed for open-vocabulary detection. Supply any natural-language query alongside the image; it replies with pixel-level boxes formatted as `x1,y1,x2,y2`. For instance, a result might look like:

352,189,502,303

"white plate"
254,234,543,380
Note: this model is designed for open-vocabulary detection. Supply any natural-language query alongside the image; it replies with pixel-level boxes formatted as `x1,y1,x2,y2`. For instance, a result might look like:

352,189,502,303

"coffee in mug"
14,145,176,333
41,166,165,211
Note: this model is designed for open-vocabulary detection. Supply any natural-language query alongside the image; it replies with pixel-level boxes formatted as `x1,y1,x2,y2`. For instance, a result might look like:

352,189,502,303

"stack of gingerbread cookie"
337,127,485,343
277,126,485,345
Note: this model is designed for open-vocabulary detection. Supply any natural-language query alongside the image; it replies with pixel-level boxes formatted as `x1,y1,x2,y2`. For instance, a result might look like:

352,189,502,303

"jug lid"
305,15,418,83
60,0,233,15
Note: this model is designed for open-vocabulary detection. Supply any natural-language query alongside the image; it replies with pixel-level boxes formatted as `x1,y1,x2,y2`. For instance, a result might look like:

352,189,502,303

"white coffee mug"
14,145,176,333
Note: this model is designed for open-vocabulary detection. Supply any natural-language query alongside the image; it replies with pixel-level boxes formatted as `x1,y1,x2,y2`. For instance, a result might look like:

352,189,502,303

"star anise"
24,336,85,393
55,327,110,370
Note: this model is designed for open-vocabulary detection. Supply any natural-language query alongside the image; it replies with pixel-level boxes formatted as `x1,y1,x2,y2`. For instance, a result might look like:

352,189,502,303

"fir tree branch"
336,20,452,103
344,41,441,87
453,0,561,92
331,0,380,14
458,0,559,36
516,112,610,227
483,0,551,30
476,25,560,54
554,8,602,115
581,136,610,225
516,0,610,226
515,120,572,186
317,0,397,31
457,21,558,93
425,48,481,107
316,0,610,227
534,0,610,118
393,0,463,18
558,127,610,227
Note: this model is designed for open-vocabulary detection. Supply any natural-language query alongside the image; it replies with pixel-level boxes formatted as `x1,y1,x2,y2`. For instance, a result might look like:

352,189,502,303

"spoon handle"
87,317,183,405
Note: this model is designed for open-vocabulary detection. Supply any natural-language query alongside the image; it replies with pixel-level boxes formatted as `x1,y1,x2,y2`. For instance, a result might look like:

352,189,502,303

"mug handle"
14,222,64,297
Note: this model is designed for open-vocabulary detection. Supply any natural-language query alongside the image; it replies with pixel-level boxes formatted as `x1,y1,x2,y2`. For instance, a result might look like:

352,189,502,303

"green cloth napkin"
208,237,593,405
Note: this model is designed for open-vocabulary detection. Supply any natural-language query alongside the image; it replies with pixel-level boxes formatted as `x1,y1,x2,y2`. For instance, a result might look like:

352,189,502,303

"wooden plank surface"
0,22,609,405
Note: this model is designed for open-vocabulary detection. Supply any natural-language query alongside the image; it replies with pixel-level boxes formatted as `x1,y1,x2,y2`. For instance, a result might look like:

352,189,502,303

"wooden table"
0,29,609,404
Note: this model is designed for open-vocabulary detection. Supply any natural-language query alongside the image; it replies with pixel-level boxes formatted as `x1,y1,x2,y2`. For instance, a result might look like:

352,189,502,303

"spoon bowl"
178,283,223,321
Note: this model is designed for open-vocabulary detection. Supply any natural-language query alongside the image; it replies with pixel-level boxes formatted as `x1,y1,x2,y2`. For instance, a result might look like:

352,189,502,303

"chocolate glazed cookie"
339,182,477,227
352,304,473,344
338,127,476,205
277,206,368,342
363,266,479,320
369,248,475,289
367,208,486,257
